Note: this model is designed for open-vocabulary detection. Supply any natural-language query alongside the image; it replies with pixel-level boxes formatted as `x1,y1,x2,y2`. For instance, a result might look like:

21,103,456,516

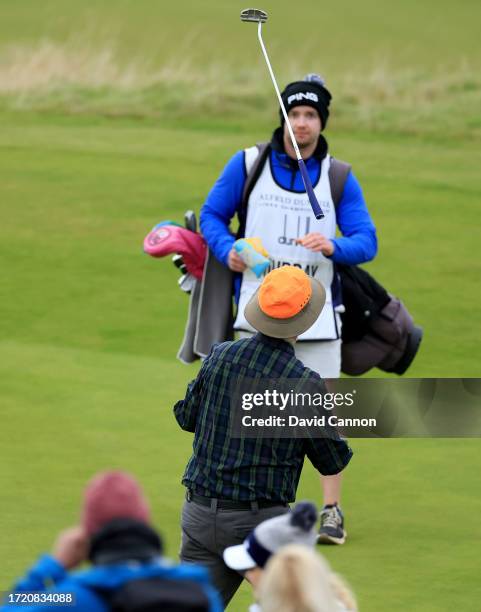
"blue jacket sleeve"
199,151,246,265
0,556,107,612
331,171,378,265
5,555,67,593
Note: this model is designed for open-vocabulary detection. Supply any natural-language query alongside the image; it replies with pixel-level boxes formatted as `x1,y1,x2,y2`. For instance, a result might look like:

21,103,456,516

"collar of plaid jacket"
256,332,296,353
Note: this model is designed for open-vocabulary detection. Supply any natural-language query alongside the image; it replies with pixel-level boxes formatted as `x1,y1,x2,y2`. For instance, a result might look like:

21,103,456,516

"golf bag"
338,264,423,375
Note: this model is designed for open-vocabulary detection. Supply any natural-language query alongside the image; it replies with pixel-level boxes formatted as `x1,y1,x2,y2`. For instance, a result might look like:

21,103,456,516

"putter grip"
298,159,324,219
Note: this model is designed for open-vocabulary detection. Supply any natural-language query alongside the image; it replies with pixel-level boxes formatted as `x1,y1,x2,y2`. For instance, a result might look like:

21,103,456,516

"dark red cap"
81,471,151,536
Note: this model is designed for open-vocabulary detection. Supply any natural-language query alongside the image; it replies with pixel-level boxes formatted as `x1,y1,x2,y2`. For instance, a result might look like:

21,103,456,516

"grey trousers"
180,498,289,608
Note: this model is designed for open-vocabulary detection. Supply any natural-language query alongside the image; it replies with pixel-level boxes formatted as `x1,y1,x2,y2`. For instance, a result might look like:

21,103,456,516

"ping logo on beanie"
280,75,332,130
287,91,319,105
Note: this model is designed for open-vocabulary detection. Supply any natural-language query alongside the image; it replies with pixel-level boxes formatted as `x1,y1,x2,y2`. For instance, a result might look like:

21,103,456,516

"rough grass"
0,40,480,138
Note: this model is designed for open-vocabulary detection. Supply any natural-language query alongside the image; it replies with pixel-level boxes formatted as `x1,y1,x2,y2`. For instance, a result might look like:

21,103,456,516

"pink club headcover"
144,224,207,280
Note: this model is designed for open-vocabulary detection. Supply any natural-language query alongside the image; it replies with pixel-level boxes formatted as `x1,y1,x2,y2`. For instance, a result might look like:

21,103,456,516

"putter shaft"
241,8,324,219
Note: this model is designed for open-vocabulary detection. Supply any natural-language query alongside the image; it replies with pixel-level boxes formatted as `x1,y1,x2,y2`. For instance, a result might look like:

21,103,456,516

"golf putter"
240,8,324,220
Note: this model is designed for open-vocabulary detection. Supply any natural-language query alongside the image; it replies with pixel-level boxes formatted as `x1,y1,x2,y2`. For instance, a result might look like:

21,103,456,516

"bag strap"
237,142,271,238
329,158,352,207
238,144,351,238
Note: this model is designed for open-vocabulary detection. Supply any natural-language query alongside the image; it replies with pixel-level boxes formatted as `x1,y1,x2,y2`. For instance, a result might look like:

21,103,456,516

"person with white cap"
223,502,357,612
174,266,353,607
223,501,319,590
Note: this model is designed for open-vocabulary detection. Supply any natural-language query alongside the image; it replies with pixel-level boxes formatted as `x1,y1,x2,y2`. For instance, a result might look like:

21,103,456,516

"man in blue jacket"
200,74,377,545
1,471,222,612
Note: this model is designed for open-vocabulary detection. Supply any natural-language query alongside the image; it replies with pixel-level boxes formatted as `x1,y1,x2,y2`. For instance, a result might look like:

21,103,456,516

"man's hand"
228,248,247,272
52,526,89,569
296,233,334,256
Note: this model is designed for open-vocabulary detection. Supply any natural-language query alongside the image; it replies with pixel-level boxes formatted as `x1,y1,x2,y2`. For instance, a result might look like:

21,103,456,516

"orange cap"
258,266,312,319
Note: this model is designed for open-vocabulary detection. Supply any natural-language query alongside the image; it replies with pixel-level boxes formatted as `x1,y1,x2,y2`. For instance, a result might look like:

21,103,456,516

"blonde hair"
257,544,357,612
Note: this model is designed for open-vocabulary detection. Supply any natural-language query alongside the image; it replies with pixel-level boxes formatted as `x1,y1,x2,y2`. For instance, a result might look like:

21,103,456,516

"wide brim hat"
244,268,326,339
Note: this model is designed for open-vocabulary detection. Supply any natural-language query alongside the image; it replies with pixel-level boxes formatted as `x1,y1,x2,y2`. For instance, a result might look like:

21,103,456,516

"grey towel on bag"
177,249,234,363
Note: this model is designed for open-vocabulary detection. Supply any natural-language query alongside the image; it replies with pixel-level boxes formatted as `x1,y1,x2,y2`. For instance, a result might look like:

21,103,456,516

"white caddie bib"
234,151,339,340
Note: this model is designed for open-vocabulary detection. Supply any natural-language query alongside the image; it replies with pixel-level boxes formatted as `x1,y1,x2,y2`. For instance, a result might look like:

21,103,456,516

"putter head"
240,8,267,23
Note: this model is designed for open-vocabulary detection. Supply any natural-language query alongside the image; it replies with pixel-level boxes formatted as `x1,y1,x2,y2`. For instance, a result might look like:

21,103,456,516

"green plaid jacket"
174,333,353,502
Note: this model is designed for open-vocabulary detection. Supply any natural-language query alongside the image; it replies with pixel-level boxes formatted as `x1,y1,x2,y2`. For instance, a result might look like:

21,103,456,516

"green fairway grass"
1,1,480,610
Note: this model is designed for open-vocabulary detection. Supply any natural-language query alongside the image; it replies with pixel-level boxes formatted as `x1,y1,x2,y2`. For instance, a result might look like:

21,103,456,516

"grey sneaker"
317,504,346,545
